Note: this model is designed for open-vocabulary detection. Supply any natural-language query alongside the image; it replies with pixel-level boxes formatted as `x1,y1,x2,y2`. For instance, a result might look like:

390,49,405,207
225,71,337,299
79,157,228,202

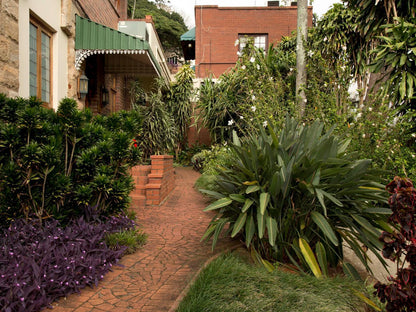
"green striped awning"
75,15,163,77
180,27,195,41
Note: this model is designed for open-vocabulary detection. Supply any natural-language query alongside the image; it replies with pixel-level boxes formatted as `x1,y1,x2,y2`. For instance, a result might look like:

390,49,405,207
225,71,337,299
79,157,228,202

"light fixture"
78,74,89,99
102,87,109,106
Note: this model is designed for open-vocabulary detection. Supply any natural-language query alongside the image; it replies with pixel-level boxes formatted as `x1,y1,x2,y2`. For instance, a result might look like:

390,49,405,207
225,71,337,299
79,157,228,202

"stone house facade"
0,0,170,112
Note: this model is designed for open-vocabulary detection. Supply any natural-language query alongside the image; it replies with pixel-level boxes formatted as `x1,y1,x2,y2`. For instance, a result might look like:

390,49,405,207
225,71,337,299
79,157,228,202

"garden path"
52,166,239,312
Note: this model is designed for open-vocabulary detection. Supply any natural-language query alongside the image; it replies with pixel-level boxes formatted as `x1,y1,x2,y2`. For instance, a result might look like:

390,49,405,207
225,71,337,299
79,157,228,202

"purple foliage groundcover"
0,215,135,312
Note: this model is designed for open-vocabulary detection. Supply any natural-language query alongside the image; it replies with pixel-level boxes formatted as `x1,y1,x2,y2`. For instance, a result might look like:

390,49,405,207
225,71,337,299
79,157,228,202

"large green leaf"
203,197,232,211
246,185,260,194
245,214,255,246
242,198,254,213
257,210,266,239
231,212,247,237
259,192,270,215
316,242,329,277
266,215,277,246
311,211,339,246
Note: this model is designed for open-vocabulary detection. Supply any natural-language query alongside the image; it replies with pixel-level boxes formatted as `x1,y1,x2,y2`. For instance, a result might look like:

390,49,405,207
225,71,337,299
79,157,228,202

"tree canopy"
128,0,188,54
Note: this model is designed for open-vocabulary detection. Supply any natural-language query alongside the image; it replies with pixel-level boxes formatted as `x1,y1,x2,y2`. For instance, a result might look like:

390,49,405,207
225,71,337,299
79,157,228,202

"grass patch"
177,252,380,312
105,228,147,255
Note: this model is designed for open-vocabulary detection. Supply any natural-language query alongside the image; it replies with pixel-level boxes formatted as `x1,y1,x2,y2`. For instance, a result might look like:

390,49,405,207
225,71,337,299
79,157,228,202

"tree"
295,0,308,115
128,0,188,54
344,0,416,110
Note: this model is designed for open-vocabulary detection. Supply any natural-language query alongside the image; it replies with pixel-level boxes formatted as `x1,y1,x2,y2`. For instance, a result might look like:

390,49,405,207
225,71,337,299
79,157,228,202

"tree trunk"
131,0,137,19
296,0,308,116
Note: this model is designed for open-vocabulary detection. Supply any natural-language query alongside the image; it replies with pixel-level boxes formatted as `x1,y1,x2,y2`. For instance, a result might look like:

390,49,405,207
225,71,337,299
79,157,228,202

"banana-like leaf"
316,242,328,277
246,185,260,194
231,212,247,237
257,210,266,239
311,211,339,246
266,215,277,246
242,198,254,213
259,192,270,215
299,238,322,278
261,258,275,273
203,197,232,211
245,214,255,247
229,193,246,203
199,189,226,199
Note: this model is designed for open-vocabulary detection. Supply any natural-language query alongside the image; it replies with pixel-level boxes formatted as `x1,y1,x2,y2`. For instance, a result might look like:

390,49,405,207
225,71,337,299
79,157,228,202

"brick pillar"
146,155,175,206
130,155,176,208
130,165,151,208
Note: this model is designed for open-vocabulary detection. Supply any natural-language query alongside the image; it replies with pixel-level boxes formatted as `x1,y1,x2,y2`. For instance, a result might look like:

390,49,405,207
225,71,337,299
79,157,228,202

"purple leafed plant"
0,215,135,312
375,177,416,311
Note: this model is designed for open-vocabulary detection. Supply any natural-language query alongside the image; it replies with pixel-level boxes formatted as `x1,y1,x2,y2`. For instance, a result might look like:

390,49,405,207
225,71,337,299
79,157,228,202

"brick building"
186,3,313,79
0,0,170,112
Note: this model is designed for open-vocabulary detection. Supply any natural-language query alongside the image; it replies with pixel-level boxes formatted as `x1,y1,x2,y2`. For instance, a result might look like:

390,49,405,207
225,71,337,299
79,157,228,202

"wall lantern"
102,87,109,106
78,74,89,99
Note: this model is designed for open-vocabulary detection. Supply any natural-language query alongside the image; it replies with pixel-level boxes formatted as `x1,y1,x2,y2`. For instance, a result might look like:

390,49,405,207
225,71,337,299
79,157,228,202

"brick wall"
0,0,19,97
130,155,175,209
194,5,313,78
77,0,120,29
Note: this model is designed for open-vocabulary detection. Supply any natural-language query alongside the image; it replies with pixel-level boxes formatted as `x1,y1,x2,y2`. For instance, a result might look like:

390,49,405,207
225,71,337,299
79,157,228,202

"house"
0,0,170,113
181,2,313,79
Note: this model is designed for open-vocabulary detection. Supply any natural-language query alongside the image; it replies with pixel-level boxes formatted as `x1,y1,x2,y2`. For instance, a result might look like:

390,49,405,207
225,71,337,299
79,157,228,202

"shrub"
0,95,142,226
201,117,389,274
0,215,134,312
375,177,416,311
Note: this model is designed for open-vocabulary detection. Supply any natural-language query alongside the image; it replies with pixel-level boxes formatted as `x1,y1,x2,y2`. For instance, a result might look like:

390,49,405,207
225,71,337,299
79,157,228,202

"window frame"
238,34,268,52
29,14,54,108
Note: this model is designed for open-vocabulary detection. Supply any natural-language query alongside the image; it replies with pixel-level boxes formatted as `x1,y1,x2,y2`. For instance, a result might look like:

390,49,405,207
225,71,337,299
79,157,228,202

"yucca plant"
201,117,389,275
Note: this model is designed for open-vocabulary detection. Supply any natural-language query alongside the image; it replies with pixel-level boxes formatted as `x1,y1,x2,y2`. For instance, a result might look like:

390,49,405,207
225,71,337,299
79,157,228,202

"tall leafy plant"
166,64,195,153
201,117,389,274
0,95,142,226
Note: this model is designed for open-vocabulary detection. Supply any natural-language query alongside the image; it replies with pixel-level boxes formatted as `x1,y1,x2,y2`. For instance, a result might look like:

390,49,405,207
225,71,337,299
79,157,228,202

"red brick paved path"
52,167,238,312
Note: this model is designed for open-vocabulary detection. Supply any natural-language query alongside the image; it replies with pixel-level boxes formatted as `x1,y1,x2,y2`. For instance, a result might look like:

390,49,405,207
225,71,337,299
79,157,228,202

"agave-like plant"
201,117,390,275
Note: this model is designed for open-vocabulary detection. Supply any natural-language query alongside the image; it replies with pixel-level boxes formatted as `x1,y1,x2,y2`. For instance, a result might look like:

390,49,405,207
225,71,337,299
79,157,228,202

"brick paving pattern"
52,167,237,312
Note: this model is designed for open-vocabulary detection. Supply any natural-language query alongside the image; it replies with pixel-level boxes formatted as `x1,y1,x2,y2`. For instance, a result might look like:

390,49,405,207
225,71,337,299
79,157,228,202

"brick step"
130,194,146,208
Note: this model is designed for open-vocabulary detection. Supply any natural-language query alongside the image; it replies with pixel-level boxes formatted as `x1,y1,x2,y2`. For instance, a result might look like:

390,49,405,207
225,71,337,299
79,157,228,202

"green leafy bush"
201,117,389,274
0,95,142,226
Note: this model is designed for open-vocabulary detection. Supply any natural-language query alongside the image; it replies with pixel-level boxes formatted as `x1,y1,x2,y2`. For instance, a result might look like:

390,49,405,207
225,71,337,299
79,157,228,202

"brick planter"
130,155,175,208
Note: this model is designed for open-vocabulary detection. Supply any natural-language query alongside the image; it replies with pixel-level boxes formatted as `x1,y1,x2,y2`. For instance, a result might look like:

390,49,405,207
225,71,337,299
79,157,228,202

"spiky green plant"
201,117,389,274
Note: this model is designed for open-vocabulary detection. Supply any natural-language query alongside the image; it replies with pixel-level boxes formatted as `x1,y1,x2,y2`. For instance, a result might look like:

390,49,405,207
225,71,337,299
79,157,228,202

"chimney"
119,0,128,20
267,1,280,6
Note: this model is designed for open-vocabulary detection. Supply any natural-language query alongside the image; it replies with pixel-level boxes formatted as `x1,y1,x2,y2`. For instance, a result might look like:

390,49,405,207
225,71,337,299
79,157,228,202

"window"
30,17,53,106
238,34,268,51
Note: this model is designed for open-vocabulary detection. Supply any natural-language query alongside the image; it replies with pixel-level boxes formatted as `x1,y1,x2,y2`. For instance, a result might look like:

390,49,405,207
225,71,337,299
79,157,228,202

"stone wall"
0,0,19,97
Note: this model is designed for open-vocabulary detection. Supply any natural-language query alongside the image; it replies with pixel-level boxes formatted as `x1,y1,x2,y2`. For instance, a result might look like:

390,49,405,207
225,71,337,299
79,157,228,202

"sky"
168,0,342,28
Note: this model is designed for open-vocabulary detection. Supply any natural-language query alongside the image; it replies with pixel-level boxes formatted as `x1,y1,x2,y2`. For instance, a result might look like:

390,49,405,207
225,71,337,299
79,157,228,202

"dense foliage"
375,177,416,311
196,5,416,182
131,66,195,160
201,117,389,274
0,95,142,226
0,215,135,312
127,0,188,53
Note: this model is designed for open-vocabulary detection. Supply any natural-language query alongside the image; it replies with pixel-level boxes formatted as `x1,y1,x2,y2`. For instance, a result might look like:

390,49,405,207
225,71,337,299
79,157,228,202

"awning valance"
74,15,163,77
